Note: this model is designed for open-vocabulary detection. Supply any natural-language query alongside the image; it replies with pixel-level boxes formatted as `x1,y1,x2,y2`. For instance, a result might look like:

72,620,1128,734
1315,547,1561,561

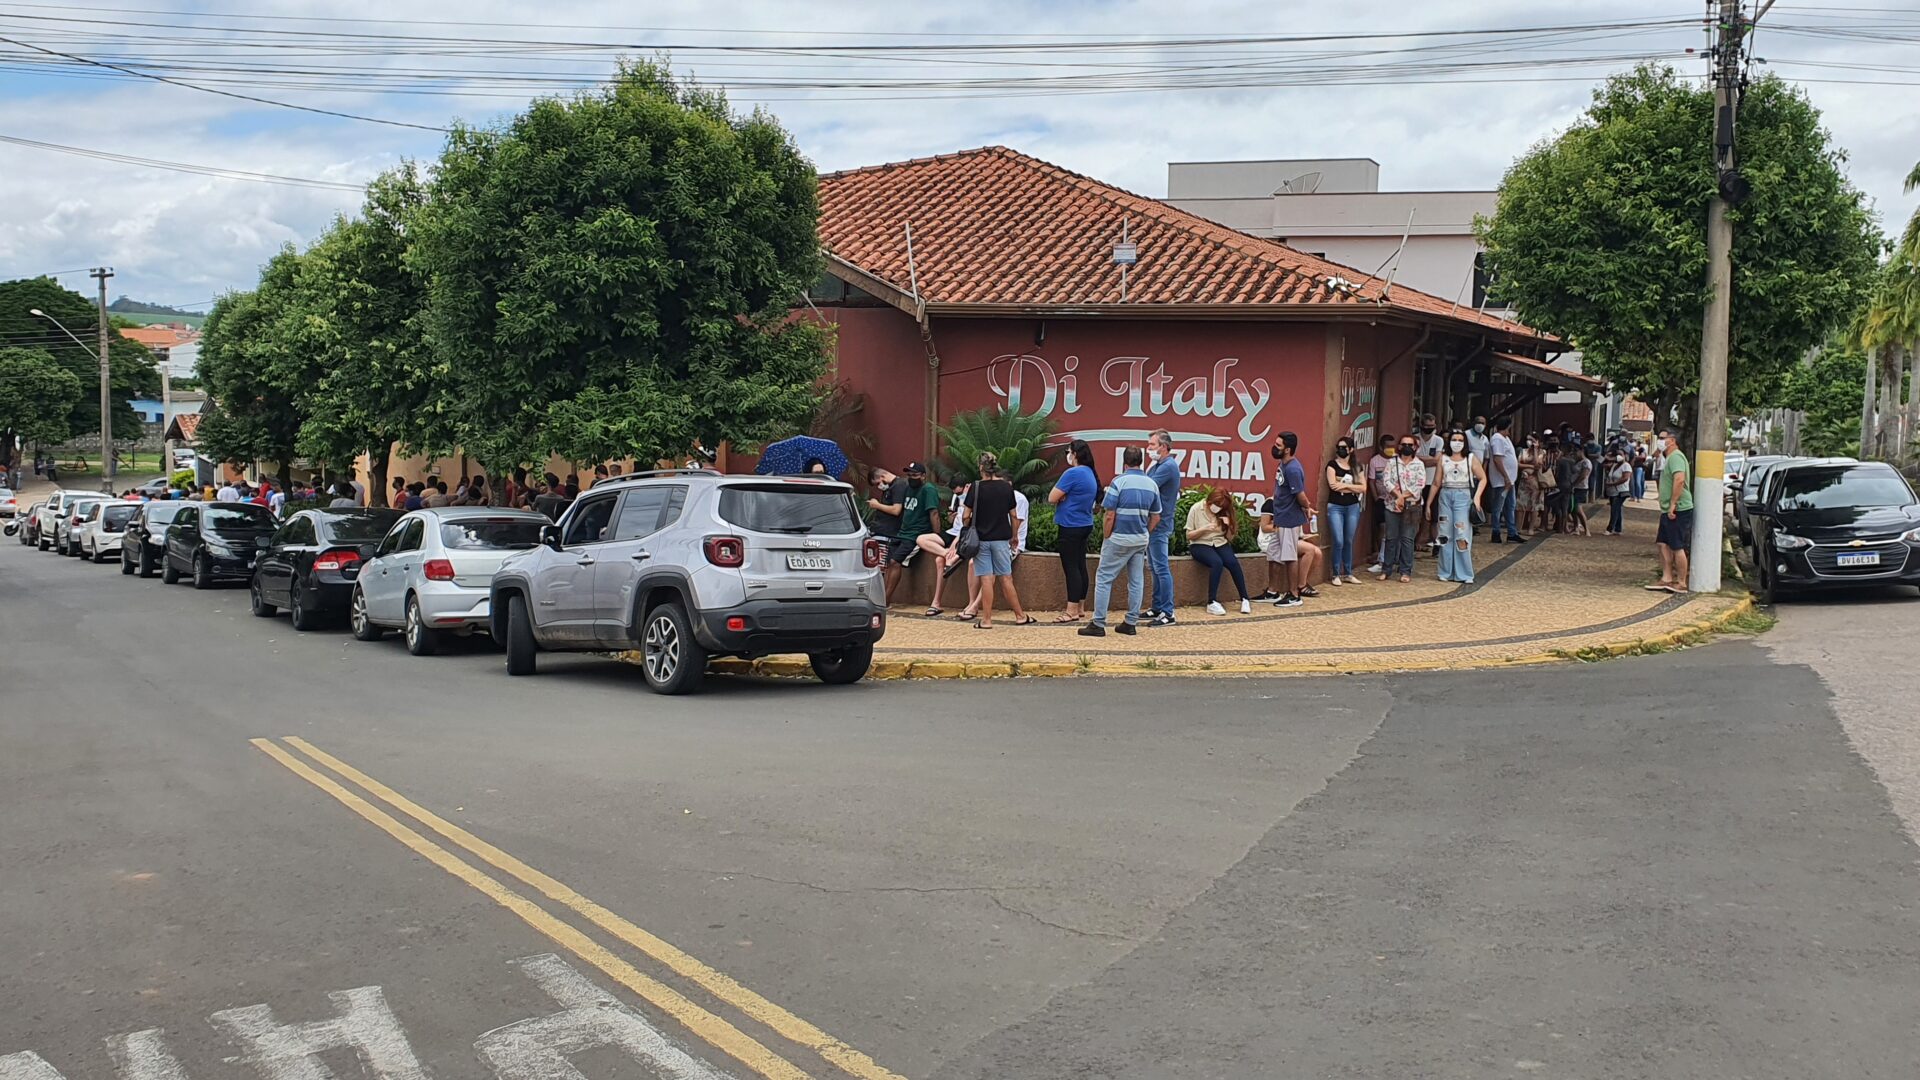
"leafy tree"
195,249,320,484
294,164,443,503
935,407,1056,491
411,61,829,475
1778,339,1866,457
0,277,161,443
1477,65,1879,425
0,346,85,455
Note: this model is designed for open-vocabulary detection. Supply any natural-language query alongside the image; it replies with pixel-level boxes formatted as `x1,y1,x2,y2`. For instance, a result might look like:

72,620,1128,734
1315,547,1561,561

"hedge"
1016,486,1259,555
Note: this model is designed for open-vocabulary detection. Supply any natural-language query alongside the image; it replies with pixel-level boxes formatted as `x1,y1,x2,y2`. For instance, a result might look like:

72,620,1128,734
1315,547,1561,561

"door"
365,517,424,624
260,516,312,602
592,485,678,646
168,506,199,570
529,493,619,644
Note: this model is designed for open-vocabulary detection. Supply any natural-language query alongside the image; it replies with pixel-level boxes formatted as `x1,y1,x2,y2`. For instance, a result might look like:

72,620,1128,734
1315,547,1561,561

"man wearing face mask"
1264,430,1323,605
1364,433,1395,576
1144,430,1182,626
1415,413,1444,552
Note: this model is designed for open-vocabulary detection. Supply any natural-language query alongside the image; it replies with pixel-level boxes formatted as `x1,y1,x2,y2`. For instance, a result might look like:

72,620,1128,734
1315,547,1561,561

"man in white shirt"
215,482,240,503
1487,416,1519,542
1416,413,1443,550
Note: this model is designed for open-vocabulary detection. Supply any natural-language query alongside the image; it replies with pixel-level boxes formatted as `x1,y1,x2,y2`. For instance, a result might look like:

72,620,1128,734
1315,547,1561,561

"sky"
0,0,1915,308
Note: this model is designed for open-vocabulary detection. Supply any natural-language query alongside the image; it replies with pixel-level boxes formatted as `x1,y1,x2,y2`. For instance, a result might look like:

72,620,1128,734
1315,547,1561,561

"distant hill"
108,297,206,328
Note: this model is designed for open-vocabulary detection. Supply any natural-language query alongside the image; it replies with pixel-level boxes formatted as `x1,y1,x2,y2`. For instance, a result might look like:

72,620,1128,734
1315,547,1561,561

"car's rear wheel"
192,552,213,590
249,577,278,617
138,547,156,578
640,602,706,695
36,534,48,551
503,593,536,675
289,586,321,631
403,595,440,656
91,541,107,563
350,587,384,641
810,643,874,685
161,555,180,584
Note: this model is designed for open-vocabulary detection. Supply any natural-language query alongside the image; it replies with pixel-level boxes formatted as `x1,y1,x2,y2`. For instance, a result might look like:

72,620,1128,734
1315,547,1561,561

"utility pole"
90,266,115,493
1690,0,1759,594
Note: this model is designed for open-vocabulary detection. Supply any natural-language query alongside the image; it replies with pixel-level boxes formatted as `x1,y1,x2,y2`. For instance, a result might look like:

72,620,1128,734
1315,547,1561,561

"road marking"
211,985,429,1080
105,1030,189,1080
280,735,907,1080
477,953,730,1080
249,739,809,1080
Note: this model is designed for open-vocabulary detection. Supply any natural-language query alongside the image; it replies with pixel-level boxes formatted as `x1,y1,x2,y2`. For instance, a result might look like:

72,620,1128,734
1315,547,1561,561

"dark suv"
489,470,887,694
162,502,278,588
122,500,188,577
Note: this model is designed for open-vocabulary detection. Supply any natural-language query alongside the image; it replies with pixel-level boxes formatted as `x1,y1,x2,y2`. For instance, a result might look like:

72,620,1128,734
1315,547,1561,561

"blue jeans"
1488,484,1516,539
1189,543,1249,602
1147,526,1173,615
1608,494,1626,534
1324,501,1362,577
1631,466,1646,500
1384,506,1419,577
1091,537,1148,627
1435,487,1476,583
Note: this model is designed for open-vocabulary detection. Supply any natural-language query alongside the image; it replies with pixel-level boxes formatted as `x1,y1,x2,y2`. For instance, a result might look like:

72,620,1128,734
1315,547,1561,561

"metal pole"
90,266,114,492
1690,0,1743,594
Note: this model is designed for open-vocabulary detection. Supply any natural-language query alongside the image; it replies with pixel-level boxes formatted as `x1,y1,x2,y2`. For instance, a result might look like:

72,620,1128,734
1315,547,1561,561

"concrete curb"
616,597,1755,683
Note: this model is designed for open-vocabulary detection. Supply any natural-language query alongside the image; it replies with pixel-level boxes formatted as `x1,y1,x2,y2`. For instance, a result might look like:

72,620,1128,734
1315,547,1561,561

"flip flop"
972,621,992,629
953,609,977,620
924,607,943,618
1011,616,1039,626
1051,613,1079,624
1644,583,1674,592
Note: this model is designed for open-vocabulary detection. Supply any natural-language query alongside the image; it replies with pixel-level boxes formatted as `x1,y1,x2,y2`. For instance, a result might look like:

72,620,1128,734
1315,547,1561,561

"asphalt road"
3,537,1917,1079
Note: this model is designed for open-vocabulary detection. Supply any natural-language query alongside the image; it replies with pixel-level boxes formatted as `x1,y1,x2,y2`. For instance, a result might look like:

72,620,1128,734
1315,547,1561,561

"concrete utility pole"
89,266,114,492
1690,0,1758,593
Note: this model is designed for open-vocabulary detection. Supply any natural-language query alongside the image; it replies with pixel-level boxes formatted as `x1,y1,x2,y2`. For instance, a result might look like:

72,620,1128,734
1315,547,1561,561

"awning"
1487,352,1605,393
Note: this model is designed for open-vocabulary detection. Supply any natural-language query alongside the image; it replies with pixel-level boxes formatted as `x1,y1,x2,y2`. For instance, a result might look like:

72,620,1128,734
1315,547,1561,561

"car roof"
412,506,549,519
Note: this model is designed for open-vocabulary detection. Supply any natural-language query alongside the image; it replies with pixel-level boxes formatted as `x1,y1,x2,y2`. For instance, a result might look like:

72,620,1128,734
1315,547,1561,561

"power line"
0,132,369,190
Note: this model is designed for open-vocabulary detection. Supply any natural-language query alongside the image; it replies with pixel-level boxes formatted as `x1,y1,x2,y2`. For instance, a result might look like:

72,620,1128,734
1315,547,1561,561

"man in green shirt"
878,462,941,603
1648,427,1694,594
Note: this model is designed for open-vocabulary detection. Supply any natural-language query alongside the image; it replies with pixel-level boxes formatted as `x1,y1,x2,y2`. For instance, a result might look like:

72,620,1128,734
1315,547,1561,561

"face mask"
1449,439,1465,452
1473,423,1486,434
1399,445,1416,455
1336,445,1352,456
1270,444,1284,460
1422,425,1436,434
1383,447,1397,458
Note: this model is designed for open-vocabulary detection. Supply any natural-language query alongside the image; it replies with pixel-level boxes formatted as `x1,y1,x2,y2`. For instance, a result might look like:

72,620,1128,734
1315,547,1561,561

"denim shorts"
973,539,1013,576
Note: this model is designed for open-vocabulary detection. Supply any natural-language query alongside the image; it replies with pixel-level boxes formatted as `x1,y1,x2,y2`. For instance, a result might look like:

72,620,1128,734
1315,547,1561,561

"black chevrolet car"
161,502,278,588
1749,460,1920,604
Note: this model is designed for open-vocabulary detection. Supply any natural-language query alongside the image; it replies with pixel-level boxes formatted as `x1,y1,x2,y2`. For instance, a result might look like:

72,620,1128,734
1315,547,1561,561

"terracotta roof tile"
819,146,1544,339
171,412,200,441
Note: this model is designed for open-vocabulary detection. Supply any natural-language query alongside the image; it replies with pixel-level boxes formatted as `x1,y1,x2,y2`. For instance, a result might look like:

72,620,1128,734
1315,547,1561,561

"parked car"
132,476,173,499
349,507,550,654
7,501,42,543
53,494,108,556
0,486,17,519
121,500,188,576
488,470,887,693
74,500,140,562
1748,460,1920,604
162,501,277,588
34,490,94,551
1726,453,1782,514
250,507,404,630
1734,456,1850,546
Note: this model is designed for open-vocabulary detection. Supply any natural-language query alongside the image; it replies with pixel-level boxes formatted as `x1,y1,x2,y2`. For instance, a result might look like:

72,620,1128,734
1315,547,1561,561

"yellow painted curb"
905,661,968,680
869,660,912,680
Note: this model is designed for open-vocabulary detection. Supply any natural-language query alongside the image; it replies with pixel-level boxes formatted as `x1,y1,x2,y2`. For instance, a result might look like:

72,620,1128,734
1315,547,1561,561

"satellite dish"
1277,171,1323,195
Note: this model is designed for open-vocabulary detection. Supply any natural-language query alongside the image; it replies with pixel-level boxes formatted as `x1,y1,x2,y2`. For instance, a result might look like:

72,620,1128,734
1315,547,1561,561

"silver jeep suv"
489,469,888,694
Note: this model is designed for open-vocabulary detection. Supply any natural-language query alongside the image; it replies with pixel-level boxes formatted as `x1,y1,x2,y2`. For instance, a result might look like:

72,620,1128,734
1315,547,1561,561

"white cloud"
1,0,1914,305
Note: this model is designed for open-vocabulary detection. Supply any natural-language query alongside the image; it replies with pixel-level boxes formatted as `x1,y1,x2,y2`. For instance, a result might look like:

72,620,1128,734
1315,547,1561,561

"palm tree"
935,407,1057,491
1857,160,1920,461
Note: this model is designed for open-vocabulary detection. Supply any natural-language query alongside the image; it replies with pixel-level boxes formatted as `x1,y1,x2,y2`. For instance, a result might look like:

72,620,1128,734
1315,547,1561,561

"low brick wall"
884,548,1296,612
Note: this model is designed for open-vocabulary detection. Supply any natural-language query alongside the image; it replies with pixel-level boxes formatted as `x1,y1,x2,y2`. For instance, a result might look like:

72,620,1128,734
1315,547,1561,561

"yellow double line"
252,736,905,1080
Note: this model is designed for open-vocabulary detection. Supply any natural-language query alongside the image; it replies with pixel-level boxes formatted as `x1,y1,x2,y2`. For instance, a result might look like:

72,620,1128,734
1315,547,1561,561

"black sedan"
250,507,402,630
1749,460,1920,603
161,502,278,588
122,500,189,577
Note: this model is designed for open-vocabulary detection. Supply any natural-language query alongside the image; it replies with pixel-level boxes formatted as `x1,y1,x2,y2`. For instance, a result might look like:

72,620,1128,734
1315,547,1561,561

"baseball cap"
903,461,927,474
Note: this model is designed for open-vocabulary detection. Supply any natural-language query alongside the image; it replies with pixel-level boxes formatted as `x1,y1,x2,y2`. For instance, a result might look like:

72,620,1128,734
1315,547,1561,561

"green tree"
1477,65,1879,426
935,407,1056,491
0,346,85,455
0,277,160,444
411,61,829,475
294,164,444,502
1778,339,1867,457
195,248,321,484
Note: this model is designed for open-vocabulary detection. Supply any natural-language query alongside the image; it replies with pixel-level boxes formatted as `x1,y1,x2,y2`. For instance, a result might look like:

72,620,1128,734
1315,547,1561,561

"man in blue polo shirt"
1145,429,1182,626
1268,430,1323,606
1080,446,1162,638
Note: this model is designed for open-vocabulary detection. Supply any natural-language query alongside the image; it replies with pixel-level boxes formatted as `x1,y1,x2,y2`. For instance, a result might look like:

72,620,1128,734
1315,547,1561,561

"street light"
29,307,114,493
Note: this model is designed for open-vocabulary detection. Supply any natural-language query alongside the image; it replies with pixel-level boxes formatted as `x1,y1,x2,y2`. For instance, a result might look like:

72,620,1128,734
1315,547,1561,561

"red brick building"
804,146,1594,508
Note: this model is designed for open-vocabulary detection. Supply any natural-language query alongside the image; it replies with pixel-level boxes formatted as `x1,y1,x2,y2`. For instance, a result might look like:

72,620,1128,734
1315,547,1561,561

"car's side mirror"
540,524,563,551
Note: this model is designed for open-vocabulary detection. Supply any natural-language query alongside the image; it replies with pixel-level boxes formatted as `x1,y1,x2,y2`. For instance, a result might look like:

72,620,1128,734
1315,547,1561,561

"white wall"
1167,158,1379,199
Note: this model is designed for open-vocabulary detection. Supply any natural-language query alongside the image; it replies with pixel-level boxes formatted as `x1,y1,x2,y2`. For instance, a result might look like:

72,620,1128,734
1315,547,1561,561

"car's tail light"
313,548,362,573
704,535,745,567
863,537,884,567
422,558,456,581
725,615,748,632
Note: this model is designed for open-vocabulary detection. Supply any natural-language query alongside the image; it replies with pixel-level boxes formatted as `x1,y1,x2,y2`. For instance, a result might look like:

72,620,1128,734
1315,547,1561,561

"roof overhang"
1487,351,1604,393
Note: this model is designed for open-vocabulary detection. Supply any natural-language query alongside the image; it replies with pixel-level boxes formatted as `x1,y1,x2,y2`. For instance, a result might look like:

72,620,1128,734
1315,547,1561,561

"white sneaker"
1239,599,1251,614
1366,562,1384,574
1346,575,1363,585
1328,576,1343,586
1206,601,1226,616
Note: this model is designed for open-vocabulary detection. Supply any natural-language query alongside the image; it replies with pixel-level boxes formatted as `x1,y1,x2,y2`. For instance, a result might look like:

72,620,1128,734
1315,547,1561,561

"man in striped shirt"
1080,446,1163,637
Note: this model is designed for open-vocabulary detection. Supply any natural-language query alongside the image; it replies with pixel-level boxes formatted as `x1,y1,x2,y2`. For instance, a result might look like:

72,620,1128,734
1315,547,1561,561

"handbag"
954,525,981,562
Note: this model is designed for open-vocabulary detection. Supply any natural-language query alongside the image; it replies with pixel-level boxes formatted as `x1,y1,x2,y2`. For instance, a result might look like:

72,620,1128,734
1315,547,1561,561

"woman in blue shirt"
1048,439,1101,623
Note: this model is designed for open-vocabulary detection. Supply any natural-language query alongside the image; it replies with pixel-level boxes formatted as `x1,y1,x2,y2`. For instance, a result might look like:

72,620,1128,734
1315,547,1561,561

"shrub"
936,407,1057,492
1169,487,1261,556
170,469,194,489
1023,498,1058,554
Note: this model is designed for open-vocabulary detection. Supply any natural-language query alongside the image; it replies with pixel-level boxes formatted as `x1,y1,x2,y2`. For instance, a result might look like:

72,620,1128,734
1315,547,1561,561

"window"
1777,466,1916,511
661,485,687,530
291,517,318,546
204,505,275,532
439,518,545,550
271,521,300,547
145,503,184,525
102,504,137,530
396,518,426,552
320,513,399,545
611,486,672,542
563,495,618,546
1471,252,1493,310
716,485,862,535
377,518,415,556
176,507,197,529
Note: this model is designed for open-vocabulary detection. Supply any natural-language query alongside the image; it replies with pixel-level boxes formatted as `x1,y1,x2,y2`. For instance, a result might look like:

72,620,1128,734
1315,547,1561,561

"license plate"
1835,552,1881,567
786,554,832,571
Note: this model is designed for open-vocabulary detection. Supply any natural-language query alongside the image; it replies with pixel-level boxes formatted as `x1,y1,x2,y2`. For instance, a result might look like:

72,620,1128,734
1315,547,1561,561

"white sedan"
351,506,551,656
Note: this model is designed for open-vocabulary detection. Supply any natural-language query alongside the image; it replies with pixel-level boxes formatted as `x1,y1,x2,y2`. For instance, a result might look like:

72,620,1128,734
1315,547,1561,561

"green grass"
1074,653,1095,672
51,452,168,482
1719,607,1777,635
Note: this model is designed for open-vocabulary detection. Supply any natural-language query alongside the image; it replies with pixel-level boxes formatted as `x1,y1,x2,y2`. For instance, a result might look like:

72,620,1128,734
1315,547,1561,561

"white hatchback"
351,507,551,656
74,500,140,562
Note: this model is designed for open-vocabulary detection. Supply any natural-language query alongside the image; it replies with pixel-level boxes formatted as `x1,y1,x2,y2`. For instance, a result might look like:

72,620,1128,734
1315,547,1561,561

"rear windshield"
440,518,545,550
1777,467,1916,511
102,504,138,528
0,488,12,498
143,502,185,524
717,485,862,535
320,513,400,543
204,505,276,531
